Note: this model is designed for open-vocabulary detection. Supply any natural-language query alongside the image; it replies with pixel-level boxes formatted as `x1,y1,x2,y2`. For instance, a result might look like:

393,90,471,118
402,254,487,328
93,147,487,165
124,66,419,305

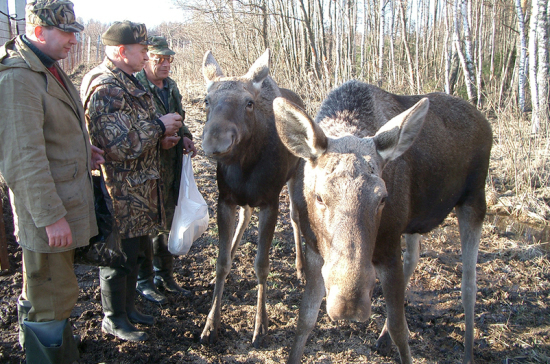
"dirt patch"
1,102,549,364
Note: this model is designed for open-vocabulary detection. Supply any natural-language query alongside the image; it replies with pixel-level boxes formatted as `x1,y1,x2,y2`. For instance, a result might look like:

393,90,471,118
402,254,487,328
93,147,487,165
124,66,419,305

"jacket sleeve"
86,83,163,162
173,86,193,140
0,71,66,228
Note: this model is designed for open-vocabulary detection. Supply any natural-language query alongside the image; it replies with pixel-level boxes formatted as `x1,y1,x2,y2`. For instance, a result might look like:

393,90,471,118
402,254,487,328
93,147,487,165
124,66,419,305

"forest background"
58,0,548,224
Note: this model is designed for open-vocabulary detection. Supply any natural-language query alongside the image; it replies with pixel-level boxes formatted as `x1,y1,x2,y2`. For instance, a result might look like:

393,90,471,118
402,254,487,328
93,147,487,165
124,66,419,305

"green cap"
101,20,151,46
147,36,175,56
25,0,84,33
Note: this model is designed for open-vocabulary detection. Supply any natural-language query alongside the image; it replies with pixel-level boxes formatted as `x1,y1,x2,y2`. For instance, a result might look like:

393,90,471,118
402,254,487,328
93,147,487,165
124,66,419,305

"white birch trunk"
461,0,477,102
444,0,452,94
529,0,540,131
514,0,528,112
536,0,549,133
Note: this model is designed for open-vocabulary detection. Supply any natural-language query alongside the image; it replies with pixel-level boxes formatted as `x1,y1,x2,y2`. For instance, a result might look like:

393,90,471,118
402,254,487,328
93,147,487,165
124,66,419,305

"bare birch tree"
514,0,528,112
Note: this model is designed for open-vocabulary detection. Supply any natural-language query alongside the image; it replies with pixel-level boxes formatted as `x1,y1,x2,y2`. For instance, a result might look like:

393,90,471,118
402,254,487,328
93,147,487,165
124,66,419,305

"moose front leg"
200,200,237,345
375,247,412,364
376,233,421,354
251,203,279,347
287,245,325,364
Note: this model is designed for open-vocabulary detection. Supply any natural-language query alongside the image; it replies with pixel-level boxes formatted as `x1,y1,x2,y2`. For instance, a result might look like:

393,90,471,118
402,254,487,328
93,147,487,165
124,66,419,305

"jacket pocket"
50,162,78,182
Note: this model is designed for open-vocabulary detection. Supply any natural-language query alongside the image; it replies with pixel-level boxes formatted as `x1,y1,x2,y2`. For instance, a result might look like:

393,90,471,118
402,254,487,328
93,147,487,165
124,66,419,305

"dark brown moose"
273,80,492,364
199,49,305,347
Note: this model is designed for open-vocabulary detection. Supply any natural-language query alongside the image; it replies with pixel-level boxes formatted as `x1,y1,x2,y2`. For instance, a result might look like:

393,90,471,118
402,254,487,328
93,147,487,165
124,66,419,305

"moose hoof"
374,331,393,357
200,327,218,345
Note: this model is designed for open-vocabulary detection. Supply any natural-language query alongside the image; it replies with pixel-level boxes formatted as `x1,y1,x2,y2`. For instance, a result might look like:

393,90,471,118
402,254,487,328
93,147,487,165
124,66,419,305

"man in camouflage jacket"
135,36,197,304
80,21,183,342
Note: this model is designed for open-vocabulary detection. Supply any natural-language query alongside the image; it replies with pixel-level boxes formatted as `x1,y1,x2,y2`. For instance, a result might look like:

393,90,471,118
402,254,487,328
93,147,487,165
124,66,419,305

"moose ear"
374,98,429,163
202,50,224,87
274,97,328,160
245,49,270,91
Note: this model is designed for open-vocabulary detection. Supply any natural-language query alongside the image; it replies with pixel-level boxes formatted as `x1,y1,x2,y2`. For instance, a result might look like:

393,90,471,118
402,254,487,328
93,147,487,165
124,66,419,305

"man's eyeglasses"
150,55,174,64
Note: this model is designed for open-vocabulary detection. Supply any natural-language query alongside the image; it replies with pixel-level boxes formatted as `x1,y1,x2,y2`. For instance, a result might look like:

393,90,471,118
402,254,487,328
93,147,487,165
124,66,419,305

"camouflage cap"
147,36,175,56
26,0,84,33
102,21,151,46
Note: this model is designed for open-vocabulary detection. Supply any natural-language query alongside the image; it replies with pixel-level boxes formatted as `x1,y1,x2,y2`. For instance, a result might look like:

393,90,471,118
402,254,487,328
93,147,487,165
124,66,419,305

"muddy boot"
17,295,32,349
100,268,148,342
153,234,192,297
23,318,79,364
127,265,155,326
137,239,167,305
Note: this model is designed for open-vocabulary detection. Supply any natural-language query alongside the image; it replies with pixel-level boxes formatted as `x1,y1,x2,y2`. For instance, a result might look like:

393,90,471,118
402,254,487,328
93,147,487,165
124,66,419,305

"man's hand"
161,135,181,150
91,145,105,170
45,217,73,248
182,137,197,157
159,113,183,136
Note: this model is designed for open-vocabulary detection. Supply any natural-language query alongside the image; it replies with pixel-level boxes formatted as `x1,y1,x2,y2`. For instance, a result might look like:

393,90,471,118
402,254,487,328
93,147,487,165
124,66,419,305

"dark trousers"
100,235,149,294
137,233,173,283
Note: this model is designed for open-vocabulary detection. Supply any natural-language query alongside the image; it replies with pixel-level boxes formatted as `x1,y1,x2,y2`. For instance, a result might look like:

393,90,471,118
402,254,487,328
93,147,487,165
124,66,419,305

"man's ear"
34,25,46,43
118,45,127,60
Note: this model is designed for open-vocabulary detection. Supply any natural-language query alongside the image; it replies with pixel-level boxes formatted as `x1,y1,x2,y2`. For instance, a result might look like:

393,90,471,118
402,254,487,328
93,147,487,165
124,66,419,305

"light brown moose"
199,49,305,347
274,80,492,364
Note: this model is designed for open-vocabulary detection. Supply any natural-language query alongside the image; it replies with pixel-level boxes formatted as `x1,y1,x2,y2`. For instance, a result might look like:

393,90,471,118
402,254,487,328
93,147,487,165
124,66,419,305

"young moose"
273,80,492,364
200,50,305,347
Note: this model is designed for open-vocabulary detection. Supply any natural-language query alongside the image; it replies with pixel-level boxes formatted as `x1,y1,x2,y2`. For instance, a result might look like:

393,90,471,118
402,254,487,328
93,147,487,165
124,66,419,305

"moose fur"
200,49,305,347
273,80,492,364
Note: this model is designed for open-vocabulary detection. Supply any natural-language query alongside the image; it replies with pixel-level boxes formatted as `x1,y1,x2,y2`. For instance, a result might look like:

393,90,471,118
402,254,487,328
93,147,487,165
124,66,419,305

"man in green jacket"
135,36,197,304
0,1,104,362
81,21,183,342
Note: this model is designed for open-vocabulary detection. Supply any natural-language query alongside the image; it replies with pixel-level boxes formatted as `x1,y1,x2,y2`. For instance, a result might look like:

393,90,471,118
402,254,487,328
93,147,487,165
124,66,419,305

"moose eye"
316,194,324,205
246,100,254,109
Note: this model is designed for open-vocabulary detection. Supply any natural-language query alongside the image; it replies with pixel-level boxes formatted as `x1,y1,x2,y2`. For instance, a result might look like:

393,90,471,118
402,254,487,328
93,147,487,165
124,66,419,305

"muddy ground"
1,99,550,364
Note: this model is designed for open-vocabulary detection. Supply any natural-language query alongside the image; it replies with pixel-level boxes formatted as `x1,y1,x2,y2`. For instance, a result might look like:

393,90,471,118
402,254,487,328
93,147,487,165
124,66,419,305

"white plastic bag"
168,154,209,255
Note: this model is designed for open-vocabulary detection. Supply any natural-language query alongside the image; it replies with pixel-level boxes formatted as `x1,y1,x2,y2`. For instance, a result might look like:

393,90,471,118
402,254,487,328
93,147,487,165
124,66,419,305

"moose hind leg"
456,200,484,364
200,201,238,345
376,233,421,355
252,203,279,348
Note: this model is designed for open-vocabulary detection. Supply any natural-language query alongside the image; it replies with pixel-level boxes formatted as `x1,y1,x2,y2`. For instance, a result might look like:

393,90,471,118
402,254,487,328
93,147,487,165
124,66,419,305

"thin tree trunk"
461,0,478,103
399,0,415,91
536,0,549,133
378,0,387,85
529,0,540,131
514,0,528,112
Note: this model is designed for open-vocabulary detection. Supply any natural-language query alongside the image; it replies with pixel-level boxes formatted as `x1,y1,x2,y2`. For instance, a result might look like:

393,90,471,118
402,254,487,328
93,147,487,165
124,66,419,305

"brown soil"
1,100,550,364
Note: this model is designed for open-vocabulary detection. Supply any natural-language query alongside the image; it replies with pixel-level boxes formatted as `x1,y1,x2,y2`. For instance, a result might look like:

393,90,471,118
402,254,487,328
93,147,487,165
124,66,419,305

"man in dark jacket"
81,21,183,342
0,1,103,362
135,36,197,304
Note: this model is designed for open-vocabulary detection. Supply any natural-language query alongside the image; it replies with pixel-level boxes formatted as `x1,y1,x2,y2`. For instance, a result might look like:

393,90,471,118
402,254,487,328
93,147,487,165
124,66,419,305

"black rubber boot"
100,268,148,342
153,234,192,297
137,238,168,305
23,318,79,364
127,265,155,326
